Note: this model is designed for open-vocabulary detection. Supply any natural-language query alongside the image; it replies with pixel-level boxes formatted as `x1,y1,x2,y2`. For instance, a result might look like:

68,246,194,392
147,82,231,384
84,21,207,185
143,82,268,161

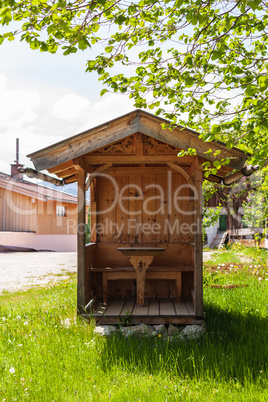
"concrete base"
0,231,77,252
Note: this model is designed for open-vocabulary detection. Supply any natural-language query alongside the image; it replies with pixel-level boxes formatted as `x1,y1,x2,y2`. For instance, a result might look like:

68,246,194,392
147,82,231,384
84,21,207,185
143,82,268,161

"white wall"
204,206,246,247
206,222,218,248
0,232,77,252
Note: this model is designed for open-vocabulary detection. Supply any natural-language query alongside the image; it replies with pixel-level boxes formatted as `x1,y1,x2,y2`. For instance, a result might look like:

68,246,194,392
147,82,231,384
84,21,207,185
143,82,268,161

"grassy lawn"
0,246,267,401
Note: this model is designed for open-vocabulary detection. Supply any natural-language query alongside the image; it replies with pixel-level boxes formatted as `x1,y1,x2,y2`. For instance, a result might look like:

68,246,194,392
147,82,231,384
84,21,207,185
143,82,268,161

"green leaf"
258,76,268,91
40,42,48,51
211,125,221,135
105,46,113,53
30,39,40,50
247,0,262,11
213,160,221,169
78,39,89,50
184,55,193,67
47,24,55,35
52,13,60,23
245,85,256,96
185,77,194,87
226,140,234,148
100,88,108,96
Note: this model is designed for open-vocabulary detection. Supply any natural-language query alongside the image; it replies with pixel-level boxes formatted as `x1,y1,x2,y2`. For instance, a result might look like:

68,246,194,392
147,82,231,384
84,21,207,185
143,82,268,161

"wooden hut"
27,110,249,324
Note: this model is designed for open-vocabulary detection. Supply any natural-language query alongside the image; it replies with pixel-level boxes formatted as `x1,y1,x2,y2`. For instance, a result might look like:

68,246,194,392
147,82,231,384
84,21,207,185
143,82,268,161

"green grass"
0,246,267,401
206,244,268,267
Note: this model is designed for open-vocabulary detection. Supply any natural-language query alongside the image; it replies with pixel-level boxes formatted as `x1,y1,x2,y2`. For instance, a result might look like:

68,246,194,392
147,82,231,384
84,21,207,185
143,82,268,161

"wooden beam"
77,168,86,314
64,174,77,184
84,243,96,304
85,163,112,191
188,156,199,178
194,164,203,318
83,154,194,164
48,161,73,174
167,162,194,185
90,177,97,243
28,110,247,172
105,166,180,175
28,114,140,171
206,175,222,183
56,167,77,179
135,133,144,155
72,157,95,173
138,115,247,170
18,167,65,186
223,165,259,185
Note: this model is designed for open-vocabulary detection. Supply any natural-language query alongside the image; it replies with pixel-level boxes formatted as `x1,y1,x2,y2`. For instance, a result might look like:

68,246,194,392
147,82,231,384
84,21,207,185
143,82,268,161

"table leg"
129,256,154,306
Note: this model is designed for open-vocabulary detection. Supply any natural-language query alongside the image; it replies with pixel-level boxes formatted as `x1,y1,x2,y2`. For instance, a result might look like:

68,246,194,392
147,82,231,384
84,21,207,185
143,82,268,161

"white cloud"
52,93,92,122
0,74,40,129
0,72,135,174
0,39,134,175
92,92,133,116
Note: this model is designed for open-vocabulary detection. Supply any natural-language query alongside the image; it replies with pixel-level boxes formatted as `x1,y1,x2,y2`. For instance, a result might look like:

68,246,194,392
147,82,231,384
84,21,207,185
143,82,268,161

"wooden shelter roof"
27,110,248,184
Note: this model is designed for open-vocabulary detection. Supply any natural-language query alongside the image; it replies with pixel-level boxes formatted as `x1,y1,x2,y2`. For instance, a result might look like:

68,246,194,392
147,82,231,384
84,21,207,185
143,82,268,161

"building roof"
0,172,80,204
27,109,248,183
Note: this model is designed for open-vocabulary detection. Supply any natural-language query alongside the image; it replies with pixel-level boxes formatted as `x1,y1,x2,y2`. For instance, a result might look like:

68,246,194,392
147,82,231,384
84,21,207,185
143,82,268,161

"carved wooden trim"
93,136,134,154
144,137,179,154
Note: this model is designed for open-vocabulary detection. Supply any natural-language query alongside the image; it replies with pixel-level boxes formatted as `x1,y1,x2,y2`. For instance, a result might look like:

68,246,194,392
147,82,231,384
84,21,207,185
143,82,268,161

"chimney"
10,138,24,180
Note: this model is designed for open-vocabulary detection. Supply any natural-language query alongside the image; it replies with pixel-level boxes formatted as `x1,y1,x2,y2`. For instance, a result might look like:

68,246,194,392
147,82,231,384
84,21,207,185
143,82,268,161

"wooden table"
118,247,165,306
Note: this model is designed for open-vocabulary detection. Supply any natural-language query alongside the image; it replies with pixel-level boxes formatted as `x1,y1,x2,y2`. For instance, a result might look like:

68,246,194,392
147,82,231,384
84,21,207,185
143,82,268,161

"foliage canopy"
1,0,268,166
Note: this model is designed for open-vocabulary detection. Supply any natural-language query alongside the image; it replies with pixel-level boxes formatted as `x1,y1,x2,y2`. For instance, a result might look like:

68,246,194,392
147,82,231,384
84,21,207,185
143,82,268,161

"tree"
1,0,268,167
203,177,252,232
203,167,268,245
242,168,268,231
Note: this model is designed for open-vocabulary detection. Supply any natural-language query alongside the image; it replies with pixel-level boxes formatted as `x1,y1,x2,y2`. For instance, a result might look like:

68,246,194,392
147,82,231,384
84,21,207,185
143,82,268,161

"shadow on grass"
100,304,267,383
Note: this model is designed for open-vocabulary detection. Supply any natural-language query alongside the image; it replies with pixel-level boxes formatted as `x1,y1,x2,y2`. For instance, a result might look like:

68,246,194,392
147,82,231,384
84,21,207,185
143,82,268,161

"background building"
0,159,88,252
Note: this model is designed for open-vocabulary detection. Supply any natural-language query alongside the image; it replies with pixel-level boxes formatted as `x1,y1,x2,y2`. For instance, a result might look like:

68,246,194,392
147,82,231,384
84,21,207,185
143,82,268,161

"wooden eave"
27,110,247,183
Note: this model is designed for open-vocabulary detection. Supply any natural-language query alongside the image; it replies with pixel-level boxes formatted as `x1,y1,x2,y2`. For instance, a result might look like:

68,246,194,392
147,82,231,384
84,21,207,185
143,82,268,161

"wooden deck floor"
89,299,203,325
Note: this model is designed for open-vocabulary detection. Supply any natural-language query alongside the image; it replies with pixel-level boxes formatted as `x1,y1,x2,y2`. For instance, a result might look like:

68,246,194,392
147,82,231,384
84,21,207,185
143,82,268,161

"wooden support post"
194,163,203,318
77,168,86,314
129,255,154,306
90,178,97,243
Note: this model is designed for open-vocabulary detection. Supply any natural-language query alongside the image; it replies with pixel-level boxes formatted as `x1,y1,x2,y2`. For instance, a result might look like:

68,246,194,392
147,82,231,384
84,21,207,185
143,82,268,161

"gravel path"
0,252,77,294
0,251,216,295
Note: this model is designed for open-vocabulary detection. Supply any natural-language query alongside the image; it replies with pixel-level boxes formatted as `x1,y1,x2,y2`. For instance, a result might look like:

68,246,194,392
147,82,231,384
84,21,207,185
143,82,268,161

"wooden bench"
90,266,194,304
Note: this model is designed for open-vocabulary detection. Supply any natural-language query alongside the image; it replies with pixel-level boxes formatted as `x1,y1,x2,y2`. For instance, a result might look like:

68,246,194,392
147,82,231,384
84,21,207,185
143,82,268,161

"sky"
0,35,136,175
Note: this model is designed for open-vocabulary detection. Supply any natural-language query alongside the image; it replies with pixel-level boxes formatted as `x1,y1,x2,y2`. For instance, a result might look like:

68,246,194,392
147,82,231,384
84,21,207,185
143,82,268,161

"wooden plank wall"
36,200,77,235
0,188,36,232
0,188,80,236
95,169,195,245
92,243,194,268
91,168,196,301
